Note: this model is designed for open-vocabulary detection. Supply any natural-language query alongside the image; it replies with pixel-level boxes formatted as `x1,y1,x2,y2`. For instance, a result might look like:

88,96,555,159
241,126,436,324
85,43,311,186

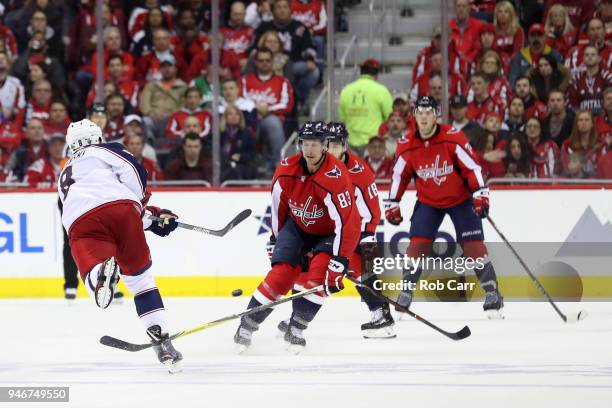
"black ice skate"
64,287,77,303
483,290,504,320
94,257,119,309
361,303,396,339
284,324,306,354
233,325,255,354
394,290,413,321
146,325,183,374
277,319,290,338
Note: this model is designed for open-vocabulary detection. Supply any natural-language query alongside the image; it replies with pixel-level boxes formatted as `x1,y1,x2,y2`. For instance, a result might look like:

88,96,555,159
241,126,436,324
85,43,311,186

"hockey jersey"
530,139,560,178
270,152,360,258
390,124,486,208
344,151,381,234
568,69,612,114
241,73,294,118
164,109,212,139
24,158,61,188
291,0,328,35
58,142,147,233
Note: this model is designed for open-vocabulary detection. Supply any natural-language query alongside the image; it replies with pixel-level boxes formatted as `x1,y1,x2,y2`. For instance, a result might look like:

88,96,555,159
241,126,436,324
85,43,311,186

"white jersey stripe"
323,192,343,256
354,186,371,232
271,180,283,237
454,144,485,188
389,156,407,200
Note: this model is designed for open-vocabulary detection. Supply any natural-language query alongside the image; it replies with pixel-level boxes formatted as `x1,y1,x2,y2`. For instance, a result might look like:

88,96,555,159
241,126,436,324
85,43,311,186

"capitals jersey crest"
325,165,342,178
348,161,364,174
288,196,324,227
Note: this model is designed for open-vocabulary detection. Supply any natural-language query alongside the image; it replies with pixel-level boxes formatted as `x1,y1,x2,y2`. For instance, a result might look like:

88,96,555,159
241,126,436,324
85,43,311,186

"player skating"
58,119,184,372
277,122,395,339
385,96,504,319
233,121,361,353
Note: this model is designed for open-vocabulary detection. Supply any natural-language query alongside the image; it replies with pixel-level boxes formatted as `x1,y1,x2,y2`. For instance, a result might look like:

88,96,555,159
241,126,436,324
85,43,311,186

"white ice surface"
2,298,612,408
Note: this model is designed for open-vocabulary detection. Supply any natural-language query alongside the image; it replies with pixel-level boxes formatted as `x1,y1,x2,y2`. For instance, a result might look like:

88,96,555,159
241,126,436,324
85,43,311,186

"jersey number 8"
59,166,76,200
337,191,352,208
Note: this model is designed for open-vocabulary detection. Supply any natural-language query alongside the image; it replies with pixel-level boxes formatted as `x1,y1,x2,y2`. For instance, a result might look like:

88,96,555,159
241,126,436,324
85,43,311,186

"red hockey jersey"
221,25,253,64
410,71,467,103
270,152,360,258
565,44,612,76
291,0,327,35
467,96,504,125
24,158,61,188
164,109,212,139
568,69,612,113
530,139,560,178
389,124,486,208
596,114,612,143
344,151,381,234
241,73,294,118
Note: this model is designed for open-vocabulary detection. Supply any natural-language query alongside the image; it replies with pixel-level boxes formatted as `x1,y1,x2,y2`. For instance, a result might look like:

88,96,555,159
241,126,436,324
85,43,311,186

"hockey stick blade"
99,285,324,352
346,276,471,341
148,209,252,237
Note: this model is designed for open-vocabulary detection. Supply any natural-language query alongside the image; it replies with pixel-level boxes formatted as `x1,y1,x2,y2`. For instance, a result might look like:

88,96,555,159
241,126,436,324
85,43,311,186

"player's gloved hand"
266,236,276,260
384,199,403,225
359,233,379,263
146,206,178,237
324,256,349,296
472,188,490,218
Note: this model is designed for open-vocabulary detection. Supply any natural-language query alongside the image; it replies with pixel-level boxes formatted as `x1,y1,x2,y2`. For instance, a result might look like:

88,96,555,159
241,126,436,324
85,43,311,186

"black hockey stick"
100,285,324,352
346,276,471,341
486,215,587,323
148,209,252,237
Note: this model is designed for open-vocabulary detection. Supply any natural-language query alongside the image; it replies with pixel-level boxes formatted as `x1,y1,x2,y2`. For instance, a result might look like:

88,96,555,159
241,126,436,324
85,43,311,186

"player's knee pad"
406,237,433,258
256,263,301,302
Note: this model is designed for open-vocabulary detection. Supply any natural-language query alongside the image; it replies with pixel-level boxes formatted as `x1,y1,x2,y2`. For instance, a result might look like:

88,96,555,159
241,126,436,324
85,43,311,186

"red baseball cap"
361,58,381,70
528,23,545,35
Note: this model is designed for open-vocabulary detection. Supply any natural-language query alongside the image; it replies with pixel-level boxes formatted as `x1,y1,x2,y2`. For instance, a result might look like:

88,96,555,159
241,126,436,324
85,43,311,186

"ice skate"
484,290,504,320
233,325,254,354
284,324,306,354
113,289,125,304
65,288,77,304
276,319,290,338
394,290,413,321
362,303,396,339
94,257,119,309
146,325,183,374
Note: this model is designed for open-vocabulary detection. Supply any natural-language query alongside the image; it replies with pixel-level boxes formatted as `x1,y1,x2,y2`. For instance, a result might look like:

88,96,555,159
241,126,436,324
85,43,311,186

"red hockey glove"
146,206,178,237
324,256,349,296
472,188,490,218
384,199,403,226
266,236,276,260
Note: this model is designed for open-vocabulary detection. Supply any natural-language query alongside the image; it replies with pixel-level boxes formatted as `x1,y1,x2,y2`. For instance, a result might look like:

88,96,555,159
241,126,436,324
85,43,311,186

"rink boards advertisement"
0,187,611,299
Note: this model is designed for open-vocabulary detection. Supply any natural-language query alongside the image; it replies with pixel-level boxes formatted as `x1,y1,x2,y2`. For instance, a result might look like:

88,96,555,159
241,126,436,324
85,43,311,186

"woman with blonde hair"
472,50,511,110
561,110,602,177
492,1,524,72
544,4,577,58
244,30,292,80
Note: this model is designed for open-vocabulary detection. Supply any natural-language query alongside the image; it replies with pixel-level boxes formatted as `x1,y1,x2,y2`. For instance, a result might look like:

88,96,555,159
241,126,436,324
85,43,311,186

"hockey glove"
146,206,178,237
384,199,403,225
472,188,490,218
266,236,276,260
359,233,379,264
324,256,349,296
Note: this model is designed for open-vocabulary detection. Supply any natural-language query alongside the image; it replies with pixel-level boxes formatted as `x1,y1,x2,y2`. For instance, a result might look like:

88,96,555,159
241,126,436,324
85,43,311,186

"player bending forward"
277,122,395,339
385,96,504,319
58,119,184,372
234,121,361,353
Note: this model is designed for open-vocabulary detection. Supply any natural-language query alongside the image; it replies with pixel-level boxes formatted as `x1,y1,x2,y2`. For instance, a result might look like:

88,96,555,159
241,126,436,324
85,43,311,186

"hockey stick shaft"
148,209,251,237
100,285,324,352
346,276,471,340
486,215,568,322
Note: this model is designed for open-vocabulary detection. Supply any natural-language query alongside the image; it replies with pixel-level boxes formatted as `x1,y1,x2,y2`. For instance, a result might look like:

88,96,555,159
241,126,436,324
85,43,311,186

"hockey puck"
232,289,243,297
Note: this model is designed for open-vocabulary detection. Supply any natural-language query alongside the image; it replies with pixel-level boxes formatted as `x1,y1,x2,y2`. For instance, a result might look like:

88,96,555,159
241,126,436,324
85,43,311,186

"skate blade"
164,359,182,374
362,327,397,339
234,343,249,355
486,308,505,320
285,343,305,355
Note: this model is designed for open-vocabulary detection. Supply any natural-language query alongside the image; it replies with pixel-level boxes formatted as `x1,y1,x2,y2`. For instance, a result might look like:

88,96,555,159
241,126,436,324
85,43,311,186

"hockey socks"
474,261,500,293
123,271,169,334
356,274,386,311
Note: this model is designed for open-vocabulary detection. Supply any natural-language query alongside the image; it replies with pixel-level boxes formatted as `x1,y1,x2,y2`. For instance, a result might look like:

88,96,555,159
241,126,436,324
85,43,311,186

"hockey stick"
346,276,471,341
100,285,325,352
148,209,252,237
486,215,587,323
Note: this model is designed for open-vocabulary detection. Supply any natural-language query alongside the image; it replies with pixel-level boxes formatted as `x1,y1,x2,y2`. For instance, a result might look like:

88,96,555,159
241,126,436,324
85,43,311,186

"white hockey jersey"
58,142,148,232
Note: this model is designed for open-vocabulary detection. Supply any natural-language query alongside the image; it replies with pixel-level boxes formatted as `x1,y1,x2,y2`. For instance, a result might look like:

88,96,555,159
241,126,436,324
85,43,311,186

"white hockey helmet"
66,119,103,153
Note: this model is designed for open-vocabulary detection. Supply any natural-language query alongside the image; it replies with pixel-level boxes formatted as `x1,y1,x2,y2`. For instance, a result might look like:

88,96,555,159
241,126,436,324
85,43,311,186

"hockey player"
234,121,361,352
58,119,183,372
385,96,504,318
277,122,394,339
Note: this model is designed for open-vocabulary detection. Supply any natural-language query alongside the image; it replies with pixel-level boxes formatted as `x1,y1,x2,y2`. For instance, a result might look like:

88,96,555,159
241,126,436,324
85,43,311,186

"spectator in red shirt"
165,87,212,140
44,101,70,137
566,18,611,76
124,131,164,182
410,50,467,104
241,47,295,172
291,0,328,60
492,1,524,72
364,136,393,180
5,118,48,181
25,79,53,124
503,133,531,178
528,54,571,103
87,54,140,109
471,124,506,179
543,0,595,32
164,132,212,182
221,1,254,80
596,129,612,178
131,7,171,57
469,50,511,110
468,24,497,76
525,117,560,178
450,0,484,62
466,72,503,125
568,45,612,114
595,87,612,143
0,22,17,60
544,4,578,58
514,75,547,120
561,110,602,177
24,133,64,188
137,28,186,84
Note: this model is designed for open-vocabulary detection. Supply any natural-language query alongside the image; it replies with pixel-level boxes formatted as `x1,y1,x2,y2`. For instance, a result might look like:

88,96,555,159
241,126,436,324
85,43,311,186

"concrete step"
348,0,452,12
334,40,426,65
347,12,444,36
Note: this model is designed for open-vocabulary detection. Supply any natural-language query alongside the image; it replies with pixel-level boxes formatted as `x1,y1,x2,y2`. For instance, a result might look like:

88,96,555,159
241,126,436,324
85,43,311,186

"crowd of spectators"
0,0,611,188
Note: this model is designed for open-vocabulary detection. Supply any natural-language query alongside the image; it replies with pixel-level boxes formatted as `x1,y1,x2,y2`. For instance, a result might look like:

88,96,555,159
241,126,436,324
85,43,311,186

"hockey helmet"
66,119,103,153
414,95,439,114
326,122,349,144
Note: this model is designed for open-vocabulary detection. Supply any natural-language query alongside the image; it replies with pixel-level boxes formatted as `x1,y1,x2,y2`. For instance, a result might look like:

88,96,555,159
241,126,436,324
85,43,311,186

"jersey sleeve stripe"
323,192,343,256
354,185,372,232
454,144,485,188
271,179,283,237
389,156,407,200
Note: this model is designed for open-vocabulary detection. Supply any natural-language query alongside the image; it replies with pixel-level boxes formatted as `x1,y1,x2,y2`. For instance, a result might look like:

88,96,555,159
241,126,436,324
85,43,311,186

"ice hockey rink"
2,297,611,408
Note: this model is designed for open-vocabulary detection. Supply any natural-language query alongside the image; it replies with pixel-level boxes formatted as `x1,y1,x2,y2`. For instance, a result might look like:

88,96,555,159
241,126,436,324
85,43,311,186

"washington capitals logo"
280,157,289,166
415,154,454,185
325,165,342,178
348,161,364,174
288,196,324,227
